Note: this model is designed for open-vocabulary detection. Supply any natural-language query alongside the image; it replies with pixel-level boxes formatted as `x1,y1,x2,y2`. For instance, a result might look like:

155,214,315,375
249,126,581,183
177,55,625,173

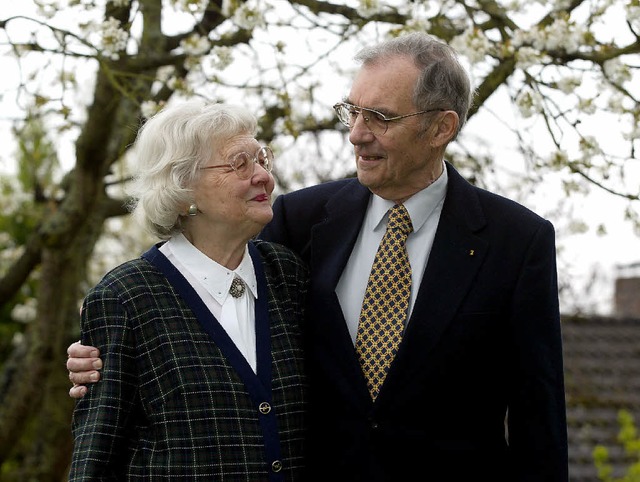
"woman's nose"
251,162,272,183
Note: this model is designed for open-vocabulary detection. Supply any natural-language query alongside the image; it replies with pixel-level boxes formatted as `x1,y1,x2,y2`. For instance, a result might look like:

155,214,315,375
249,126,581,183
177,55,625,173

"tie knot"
387,204,413,235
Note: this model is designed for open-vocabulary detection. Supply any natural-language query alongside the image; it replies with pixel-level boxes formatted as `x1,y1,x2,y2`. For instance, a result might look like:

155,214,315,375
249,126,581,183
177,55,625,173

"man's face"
347,55,443,203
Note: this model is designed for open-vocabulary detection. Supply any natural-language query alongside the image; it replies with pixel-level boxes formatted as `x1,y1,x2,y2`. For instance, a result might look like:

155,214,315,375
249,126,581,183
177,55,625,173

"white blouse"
159,233,258,372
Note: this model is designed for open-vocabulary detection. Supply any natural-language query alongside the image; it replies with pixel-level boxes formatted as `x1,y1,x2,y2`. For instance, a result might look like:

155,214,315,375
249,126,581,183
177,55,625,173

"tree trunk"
0,181,109,480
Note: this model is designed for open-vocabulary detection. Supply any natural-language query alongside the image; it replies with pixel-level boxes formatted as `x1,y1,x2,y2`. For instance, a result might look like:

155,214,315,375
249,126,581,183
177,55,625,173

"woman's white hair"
127,100,257,239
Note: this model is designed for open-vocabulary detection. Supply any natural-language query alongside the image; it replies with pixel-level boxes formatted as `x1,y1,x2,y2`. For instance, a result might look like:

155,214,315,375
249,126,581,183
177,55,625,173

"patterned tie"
356,204,413,400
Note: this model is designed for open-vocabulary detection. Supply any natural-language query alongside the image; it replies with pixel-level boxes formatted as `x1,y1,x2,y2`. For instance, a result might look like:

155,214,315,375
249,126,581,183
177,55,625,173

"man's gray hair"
355,32,473,138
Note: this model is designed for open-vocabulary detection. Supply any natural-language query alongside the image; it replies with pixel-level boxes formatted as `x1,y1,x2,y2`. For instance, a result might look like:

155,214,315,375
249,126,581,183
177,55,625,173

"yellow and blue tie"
355,204,413,400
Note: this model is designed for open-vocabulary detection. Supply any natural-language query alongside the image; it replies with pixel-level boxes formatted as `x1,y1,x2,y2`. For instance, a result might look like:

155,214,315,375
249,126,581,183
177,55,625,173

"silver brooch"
229,276,245,298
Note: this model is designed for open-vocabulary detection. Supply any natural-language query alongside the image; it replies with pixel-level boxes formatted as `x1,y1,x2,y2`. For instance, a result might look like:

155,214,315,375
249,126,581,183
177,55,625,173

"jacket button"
271,460,283,472
259,402,271,414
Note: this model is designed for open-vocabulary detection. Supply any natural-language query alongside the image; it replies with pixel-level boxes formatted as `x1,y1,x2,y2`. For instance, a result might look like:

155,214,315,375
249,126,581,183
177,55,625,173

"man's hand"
67,341,102,399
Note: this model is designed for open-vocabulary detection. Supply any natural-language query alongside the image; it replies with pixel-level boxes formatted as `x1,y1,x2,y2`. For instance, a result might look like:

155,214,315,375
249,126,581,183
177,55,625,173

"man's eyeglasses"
333,102,445,136
200,146,274,180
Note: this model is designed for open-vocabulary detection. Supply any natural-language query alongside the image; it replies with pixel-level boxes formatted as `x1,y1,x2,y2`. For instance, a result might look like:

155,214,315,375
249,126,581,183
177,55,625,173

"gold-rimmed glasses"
333,102,445,136
200,146,274,179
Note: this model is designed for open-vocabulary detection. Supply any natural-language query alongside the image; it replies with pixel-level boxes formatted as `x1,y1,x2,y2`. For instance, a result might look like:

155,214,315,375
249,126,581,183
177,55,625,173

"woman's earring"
188,204,198,216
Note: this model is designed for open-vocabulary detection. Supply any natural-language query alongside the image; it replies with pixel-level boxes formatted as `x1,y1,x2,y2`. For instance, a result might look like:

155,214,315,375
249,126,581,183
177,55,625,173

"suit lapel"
308,179,372,402
310,179,371,291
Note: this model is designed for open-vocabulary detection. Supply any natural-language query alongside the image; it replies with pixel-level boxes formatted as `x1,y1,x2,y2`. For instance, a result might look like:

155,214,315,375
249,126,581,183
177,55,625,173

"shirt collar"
369,162,448,233
166,233,258,303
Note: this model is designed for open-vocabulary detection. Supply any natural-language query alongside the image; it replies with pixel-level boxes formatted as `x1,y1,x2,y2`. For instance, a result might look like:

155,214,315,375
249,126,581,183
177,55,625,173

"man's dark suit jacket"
70,240,308,481
260,162,568,482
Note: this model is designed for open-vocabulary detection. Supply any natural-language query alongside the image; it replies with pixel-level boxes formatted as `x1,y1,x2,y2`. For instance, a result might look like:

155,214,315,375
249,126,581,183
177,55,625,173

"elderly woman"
68,101,308,481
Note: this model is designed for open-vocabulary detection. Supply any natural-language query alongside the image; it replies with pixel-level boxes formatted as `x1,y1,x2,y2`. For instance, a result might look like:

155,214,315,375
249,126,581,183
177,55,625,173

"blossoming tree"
0,0,638,479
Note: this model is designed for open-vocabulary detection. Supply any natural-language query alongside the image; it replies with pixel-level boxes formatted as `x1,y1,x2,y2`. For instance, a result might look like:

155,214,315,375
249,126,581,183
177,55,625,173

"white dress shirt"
336,165,448,343
159,233,259,372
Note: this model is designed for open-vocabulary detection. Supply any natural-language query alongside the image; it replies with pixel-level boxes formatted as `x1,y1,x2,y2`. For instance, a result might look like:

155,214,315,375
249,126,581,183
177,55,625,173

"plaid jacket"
70,240,308,481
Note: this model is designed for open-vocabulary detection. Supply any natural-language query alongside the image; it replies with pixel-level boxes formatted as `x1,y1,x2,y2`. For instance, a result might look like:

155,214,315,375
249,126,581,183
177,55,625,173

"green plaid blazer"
70,240,308,481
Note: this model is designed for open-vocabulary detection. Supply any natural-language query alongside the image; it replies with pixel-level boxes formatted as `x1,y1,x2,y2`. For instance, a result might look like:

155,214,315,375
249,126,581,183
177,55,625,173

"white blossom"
511,29,528,49
11,299,37,323
567,219,589,234
156,65,176,83
172,0,208,14
606,93,625,112
577,97,597,115
222,0,240,17
357,0,383,18
554,0,573,9
232,4,265,30
43,184,65,201
515,89,544,118
603,58,632,85
0,244,24,269
0,232,11,245
578,135,601,159
0,180,31,213
549,150,569,169
167,76,192,94
515,46,545,70
99,17,129,60
513,16,584,54
532,17,582,54
560,178,588,196
167,76,181,90
140,101,161,119
622,122,640,142
451,28,492,63
404,2,431,31
180,33,211,57
405,16,431,32
209,46,234,70
11,332,25,348
629,4,640,33
35,2,56,19
183,56,202,71
555,75,582,95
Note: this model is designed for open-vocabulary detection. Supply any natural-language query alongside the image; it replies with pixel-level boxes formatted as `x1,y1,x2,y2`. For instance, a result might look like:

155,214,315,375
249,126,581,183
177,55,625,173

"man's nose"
348,114,375,145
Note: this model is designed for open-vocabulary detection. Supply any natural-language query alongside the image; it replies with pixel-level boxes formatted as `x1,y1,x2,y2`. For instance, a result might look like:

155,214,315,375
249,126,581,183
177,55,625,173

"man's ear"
430,111,459,147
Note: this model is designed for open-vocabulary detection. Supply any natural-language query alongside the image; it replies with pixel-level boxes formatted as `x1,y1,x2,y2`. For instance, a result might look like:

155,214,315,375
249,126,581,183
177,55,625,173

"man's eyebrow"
343,100,393,115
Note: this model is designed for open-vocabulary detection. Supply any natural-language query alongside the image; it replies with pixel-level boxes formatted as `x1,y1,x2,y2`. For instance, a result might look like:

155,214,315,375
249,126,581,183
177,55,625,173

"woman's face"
188,134,275,244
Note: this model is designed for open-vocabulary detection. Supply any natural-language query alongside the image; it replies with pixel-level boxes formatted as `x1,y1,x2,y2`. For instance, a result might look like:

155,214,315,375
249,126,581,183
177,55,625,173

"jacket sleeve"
69,283,138,481
507,219,569,482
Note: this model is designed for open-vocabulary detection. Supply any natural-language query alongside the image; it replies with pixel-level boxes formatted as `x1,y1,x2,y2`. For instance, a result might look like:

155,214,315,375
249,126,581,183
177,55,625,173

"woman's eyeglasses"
200,146,274,180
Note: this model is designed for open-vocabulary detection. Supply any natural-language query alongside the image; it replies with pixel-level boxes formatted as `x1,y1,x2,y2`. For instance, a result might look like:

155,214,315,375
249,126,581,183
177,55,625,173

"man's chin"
356,169,382,192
